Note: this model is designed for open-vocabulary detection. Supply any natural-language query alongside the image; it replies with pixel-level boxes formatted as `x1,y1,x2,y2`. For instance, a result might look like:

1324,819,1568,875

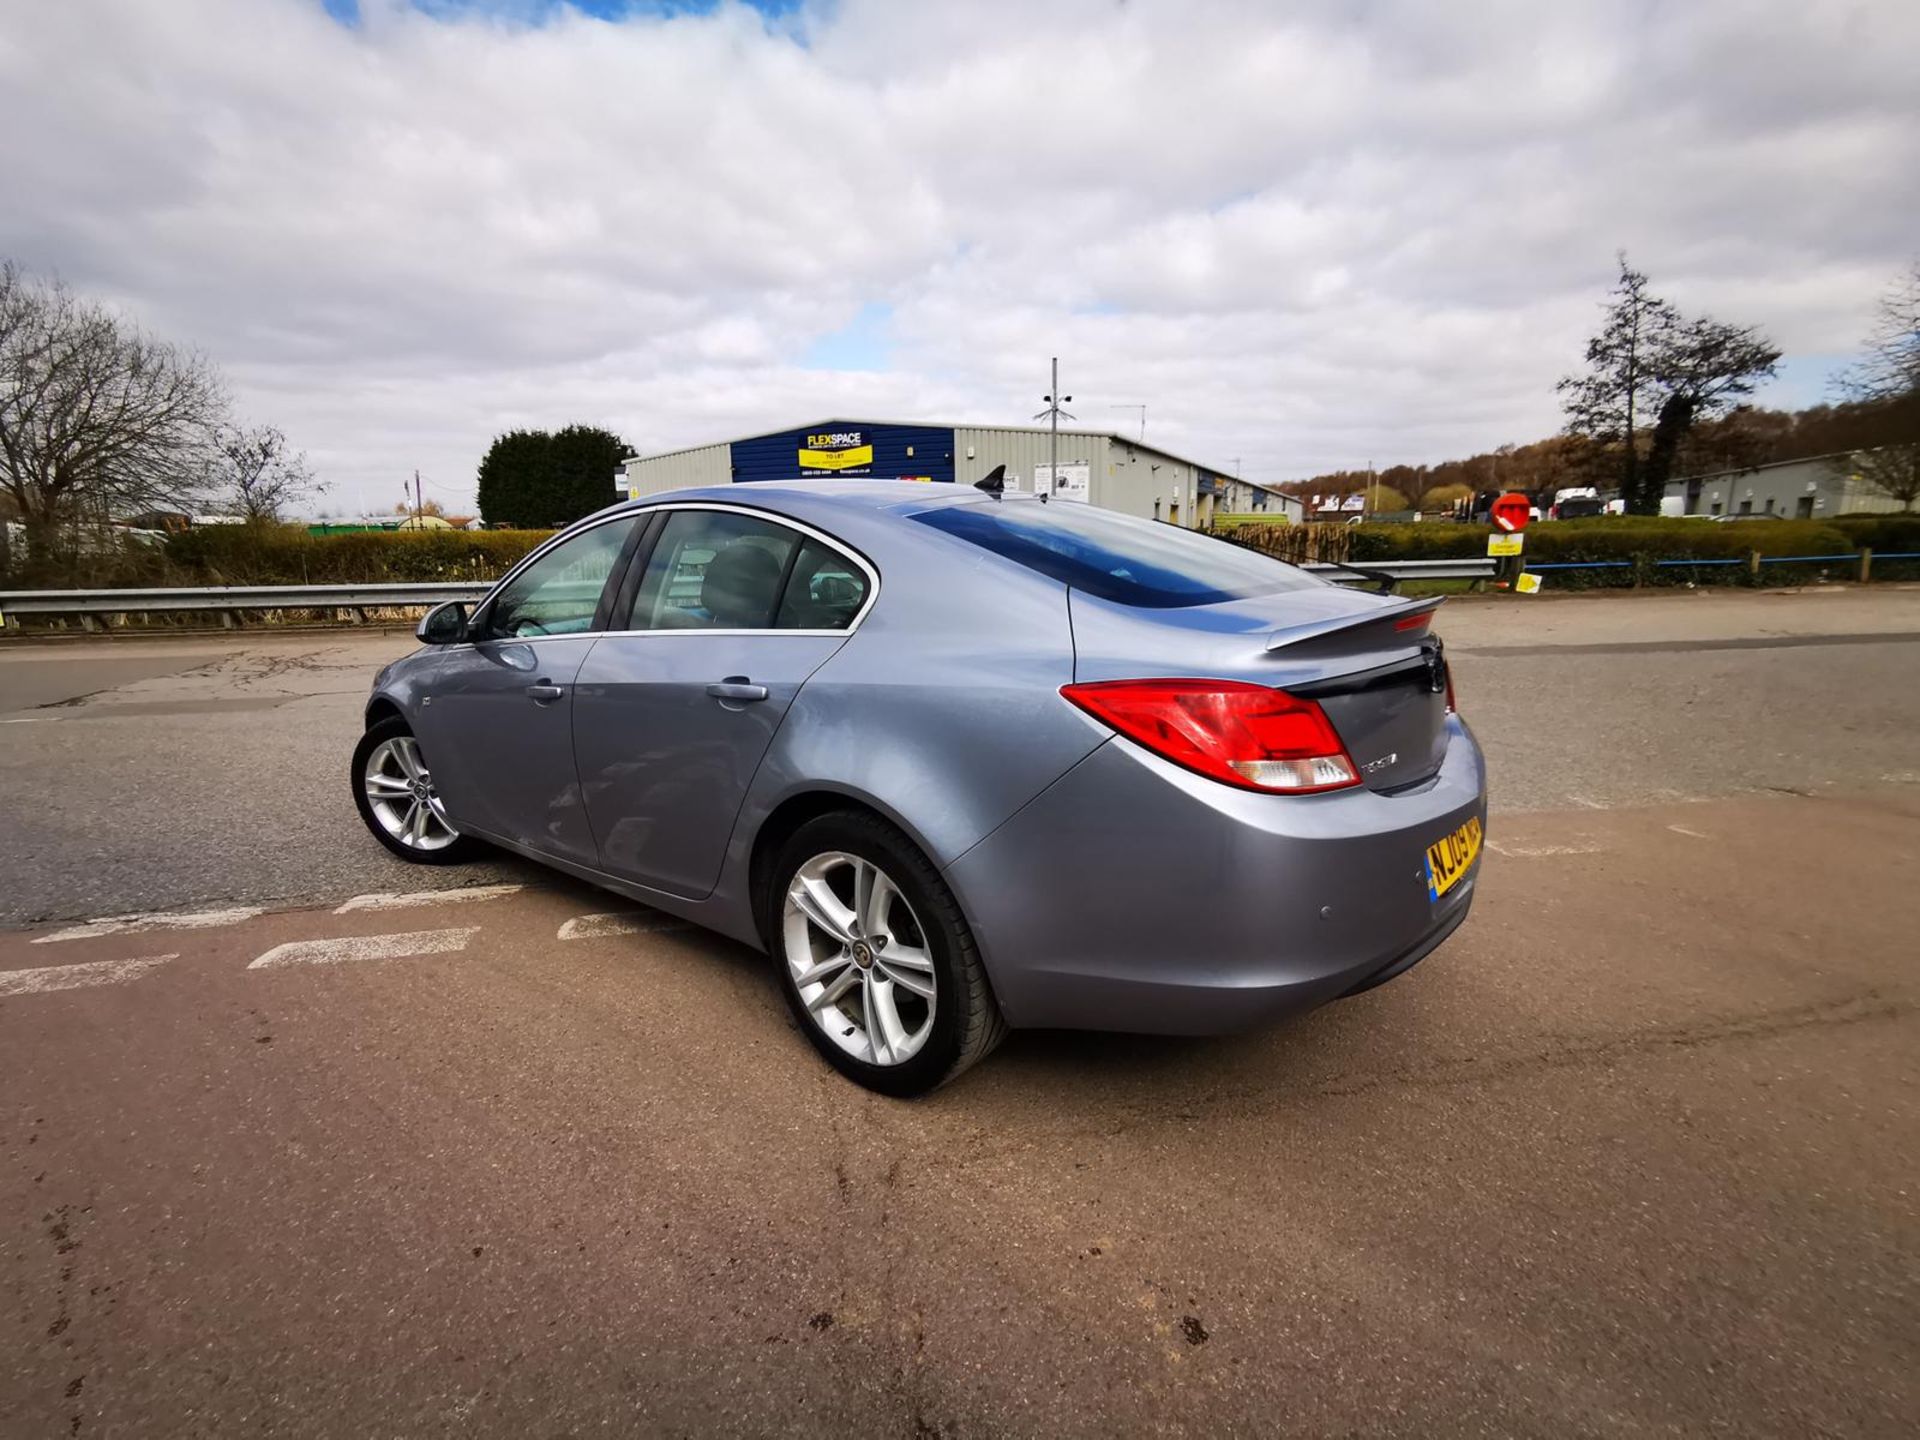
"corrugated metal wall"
621,443,731,497
953,426,1105,501
1104,437,1214,526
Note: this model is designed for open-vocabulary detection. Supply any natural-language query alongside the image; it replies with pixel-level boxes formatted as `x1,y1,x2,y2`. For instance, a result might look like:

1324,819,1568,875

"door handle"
706,679,769,703
527,682,566,702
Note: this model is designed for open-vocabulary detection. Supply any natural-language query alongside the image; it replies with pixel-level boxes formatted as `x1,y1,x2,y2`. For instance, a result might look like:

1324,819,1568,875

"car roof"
613,478,996,519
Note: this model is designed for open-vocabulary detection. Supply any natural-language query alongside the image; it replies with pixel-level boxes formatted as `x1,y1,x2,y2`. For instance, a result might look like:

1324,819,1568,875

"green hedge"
1831,514,1920,552
159,525,553,586
1241,516,1917,589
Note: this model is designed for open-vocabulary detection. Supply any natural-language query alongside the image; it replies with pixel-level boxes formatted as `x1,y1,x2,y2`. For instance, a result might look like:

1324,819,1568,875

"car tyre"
767,810,1006,1096
350,716,483,865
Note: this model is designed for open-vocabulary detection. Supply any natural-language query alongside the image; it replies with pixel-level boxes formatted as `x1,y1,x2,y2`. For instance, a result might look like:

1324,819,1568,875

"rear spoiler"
1264,595,1443,652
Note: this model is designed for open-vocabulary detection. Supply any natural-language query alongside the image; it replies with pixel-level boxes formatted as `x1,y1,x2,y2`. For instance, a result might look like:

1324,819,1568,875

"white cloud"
1,0,1915,511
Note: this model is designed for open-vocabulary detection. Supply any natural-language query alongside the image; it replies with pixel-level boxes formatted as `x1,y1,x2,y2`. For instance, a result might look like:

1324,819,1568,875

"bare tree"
1831,259,1920,511
213,423,322,521
1836,446,1920,511
1839,258,1920,403
0,260,226,543
1559,254,1779,514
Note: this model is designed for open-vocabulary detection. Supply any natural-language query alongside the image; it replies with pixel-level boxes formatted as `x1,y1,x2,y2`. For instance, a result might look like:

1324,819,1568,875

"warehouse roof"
1668,448,1868,486
622,417,1289,497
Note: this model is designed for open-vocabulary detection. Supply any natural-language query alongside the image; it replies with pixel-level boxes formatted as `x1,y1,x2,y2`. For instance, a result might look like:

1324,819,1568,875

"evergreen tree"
477,425,629,528
1558,255,1779,514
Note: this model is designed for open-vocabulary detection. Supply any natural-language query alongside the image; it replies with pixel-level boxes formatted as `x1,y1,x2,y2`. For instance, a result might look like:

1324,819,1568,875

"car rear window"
910,500,1323,608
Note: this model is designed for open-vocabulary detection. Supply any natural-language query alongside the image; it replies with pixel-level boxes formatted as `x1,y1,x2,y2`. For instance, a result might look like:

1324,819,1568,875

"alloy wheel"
782,851,937,1066
362,735,460,853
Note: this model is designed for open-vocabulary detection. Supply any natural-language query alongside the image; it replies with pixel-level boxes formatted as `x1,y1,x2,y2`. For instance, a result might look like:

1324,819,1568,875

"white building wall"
1664,451,1908,518
619,443,731,498
951,427,1109,506
1216,477,1301,520
1105,437,1205,525
954,427,1236,526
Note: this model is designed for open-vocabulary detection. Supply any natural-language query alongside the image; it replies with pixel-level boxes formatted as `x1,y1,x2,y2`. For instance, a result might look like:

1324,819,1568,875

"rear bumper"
944,716,1486,1035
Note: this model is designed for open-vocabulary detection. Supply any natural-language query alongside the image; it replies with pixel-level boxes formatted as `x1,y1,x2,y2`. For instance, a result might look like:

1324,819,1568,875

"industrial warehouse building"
618,419,1301,528
1661,449,1912,518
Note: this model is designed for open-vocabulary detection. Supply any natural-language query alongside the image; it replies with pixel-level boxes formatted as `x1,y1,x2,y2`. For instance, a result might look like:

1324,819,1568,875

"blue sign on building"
730,421,956,484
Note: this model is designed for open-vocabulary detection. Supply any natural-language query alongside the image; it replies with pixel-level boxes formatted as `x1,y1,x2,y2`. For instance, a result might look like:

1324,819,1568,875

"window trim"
464,510,646,646
452,502,882,648
601,501,881,639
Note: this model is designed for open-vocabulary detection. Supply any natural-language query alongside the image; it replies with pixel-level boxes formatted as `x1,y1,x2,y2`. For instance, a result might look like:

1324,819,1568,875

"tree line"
1282,257,1920,514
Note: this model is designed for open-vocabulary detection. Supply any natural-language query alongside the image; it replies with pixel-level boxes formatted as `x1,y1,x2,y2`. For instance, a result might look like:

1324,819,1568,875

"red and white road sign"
1490,492,1533,533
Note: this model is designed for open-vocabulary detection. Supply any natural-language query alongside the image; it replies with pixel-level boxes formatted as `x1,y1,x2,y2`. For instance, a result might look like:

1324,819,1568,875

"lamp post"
1033,358,1074,497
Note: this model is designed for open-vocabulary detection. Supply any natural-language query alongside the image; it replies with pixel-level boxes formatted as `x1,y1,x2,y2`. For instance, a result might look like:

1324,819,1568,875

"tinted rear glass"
911,501,1322,607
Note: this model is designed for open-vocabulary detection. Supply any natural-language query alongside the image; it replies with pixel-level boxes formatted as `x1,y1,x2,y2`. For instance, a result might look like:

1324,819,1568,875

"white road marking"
1486,841,1605,858
0,954,178,997
1564,794,1609,810
1,716,53,724
33,906,265,945
1666,824,1711,839
248,927,479,970
557,912,693,941
334,884,522,914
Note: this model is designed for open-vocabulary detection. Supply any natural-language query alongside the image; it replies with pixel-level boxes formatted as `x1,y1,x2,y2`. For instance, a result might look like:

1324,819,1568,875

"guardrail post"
1747,549,1762,582
1859,548,1873,583
220,609,238,629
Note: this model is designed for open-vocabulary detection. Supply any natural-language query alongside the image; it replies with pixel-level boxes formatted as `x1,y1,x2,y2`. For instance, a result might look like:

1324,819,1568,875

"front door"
414,515,640,866
573,507,873,899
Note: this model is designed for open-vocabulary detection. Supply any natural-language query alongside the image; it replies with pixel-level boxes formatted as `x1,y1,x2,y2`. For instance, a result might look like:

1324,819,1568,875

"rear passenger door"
572,506,874,899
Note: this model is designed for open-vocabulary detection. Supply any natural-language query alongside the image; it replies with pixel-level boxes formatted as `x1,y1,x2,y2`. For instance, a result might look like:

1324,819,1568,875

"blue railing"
1526,550,1920,574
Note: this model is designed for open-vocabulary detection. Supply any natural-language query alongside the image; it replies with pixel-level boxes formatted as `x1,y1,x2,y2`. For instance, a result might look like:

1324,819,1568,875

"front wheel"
767,810,1005,1096
350,716,482,865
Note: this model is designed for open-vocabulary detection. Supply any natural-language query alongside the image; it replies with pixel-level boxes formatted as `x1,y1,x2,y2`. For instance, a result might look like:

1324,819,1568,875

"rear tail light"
1062,679,1360,794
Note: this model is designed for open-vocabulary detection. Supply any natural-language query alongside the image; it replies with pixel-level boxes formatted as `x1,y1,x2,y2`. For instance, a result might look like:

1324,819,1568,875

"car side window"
627,511,802,631
775,539,869,630
480,518,634,639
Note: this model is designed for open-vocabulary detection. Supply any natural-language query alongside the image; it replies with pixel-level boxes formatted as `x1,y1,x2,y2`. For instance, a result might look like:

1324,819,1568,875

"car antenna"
973,464,1007,499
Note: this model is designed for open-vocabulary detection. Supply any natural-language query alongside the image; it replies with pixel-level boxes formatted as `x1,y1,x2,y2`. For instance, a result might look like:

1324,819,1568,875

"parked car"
352,482,1487,1094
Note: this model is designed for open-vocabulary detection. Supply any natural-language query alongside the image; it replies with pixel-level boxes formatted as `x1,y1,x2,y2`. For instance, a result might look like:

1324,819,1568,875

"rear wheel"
768,811,1005,1096
351,716,482,865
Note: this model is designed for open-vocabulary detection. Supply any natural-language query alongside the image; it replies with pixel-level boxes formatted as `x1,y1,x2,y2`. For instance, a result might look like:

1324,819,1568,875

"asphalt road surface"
2,588,1917,1436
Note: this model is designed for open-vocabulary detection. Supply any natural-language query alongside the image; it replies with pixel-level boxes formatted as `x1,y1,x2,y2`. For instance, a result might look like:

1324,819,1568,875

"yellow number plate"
1425,816,1483,901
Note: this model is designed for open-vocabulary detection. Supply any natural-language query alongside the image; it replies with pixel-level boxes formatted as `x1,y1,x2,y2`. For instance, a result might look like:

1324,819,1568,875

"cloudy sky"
3,0,1915,514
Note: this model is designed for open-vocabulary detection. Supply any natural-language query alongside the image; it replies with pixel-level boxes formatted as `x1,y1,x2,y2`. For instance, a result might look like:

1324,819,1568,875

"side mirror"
416,600,469,645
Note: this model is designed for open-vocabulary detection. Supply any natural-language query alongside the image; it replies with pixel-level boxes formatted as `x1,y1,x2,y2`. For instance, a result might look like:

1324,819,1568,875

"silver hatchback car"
353,481,1486,1094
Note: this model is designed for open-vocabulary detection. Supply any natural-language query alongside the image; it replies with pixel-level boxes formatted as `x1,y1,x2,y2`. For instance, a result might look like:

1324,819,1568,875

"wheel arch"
745,786,954,951
364,695,405,730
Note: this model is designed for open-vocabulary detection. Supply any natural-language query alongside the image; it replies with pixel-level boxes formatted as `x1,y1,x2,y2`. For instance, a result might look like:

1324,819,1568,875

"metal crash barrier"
0,582,491,632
